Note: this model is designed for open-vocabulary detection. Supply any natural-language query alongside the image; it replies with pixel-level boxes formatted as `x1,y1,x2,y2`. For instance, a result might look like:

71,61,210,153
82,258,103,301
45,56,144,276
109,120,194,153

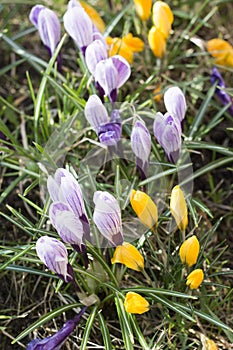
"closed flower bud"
179,235,200,267
164,86,187,122
148,26,166,59
130,190,158,229
170,185,188,232
111,242,144,271
152,1,174,39
124,292,149,314
36,236,74,282
186,269,204,289
133,0,152,21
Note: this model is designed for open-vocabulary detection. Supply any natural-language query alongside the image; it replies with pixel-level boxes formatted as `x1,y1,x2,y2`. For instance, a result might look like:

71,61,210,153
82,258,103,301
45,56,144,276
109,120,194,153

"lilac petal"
98,122,122,146
84,94,109,131
26,307,87,350
29,5,45,28
63,6,93,52
37,8,61,55
94,58,118,101
85,40,108,75
49,202,84,246
164,86,186,122
111,55,131,89
211,67,233,116
131,120,151,169
67,0,83,10
153,112,166,144
47,175,60,202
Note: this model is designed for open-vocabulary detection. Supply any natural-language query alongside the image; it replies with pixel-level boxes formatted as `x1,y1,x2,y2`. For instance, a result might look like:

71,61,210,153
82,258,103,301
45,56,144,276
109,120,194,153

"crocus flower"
152,1,174,39
29,5,61,57
84,94,122,146
133,0,152,21
148,26,166,59
130,190,158,229
106,33,144,64
26,307,87,350
47,168,90,250
210,67,233,117
131,120,151,179
164,86,187,123
36,236,74,282
207,38,233,67
170,185,188,232
186,269,204,290
85,40,108,75
124,292,149,314
179,235,200,267
93,191,123,246
111,242,144,271
153,112,182,163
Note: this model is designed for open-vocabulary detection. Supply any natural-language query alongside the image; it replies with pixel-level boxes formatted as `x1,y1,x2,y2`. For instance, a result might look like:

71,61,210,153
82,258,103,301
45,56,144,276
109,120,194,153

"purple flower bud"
131,120,151,179
36,236,74,282
153,112,182,163
29,5,61,56
98,122,122,146
26,306,87,350
63,6,94,54
84,95,109,132
93,191,123,246
93,56,131,102
85,40,108,75
164,86,187,122
47,168,90,245
211,67,233,117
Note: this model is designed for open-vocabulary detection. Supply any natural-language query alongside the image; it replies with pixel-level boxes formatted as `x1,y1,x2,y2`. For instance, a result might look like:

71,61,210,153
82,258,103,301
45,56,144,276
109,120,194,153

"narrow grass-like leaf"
0,173,26,204
130,315,150,350
98,312,113,350
80,305,98,350
115,296,134,350
5,264,59,279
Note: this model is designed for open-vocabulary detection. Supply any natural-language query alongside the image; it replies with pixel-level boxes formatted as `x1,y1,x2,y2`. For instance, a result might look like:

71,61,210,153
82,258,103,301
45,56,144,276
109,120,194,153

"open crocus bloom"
47,168,90,250
153,112,182,163
179,235,200,267
36,236,74,282
164,86,187,123
29,5,61,56
207,38,233,67
93,191,123,246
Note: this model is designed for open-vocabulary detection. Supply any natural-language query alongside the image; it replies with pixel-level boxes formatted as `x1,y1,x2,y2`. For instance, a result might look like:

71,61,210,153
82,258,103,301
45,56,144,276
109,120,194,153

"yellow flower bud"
80,1,105,33
207,38,233,67
111,242,144,271
124,292,149,314
133,0,152,21
179,235,200,267
170,185,188,232
152,1,174,39
186,269,204,290
130,190,158,229
148,26,166,59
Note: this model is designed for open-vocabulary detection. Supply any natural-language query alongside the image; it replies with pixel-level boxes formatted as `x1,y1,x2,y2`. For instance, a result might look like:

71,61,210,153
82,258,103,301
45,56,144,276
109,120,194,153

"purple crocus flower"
85,40,108,75
26,306,87,350
84,94,122,146
153,112,182,163
36,236,74,282
211,67,233,117
131,120,151,180
47,168,90,251
93,191,123,246
29,5,61,58
164,86,187,123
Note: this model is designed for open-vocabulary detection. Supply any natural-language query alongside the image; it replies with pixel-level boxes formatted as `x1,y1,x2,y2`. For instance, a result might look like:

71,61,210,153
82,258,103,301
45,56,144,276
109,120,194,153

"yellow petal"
170,185,188,232
124,292,149,314
106,37,133,64
134,0,152,21
111,242,144,271
207,38,233,68
152,1,174,39
80,1,105,33
130,189,158,229
186,269,204,289
148,26,166,59
179,235,200,267
205,338,219,350
122,33,144,53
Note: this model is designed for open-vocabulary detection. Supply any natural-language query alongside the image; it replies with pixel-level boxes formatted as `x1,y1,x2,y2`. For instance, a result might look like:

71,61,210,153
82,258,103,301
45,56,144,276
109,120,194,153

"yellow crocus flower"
152,1,174,39
130,189,158,229
124,292,149,314
170,185,188,232
111,242,144,271
207,38,233,67
80,1,105,33
179,235,200,267
133,0,152,21
148,26,166,59
186,268,204,289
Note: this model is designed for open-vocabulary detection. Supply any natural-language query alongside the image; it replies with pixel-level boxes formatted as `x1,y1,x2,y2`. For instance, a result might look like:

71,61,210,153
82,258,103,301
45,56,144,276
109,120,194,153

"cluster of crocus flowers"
153,86,186,163
210,67,233,117
207,38,233,68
